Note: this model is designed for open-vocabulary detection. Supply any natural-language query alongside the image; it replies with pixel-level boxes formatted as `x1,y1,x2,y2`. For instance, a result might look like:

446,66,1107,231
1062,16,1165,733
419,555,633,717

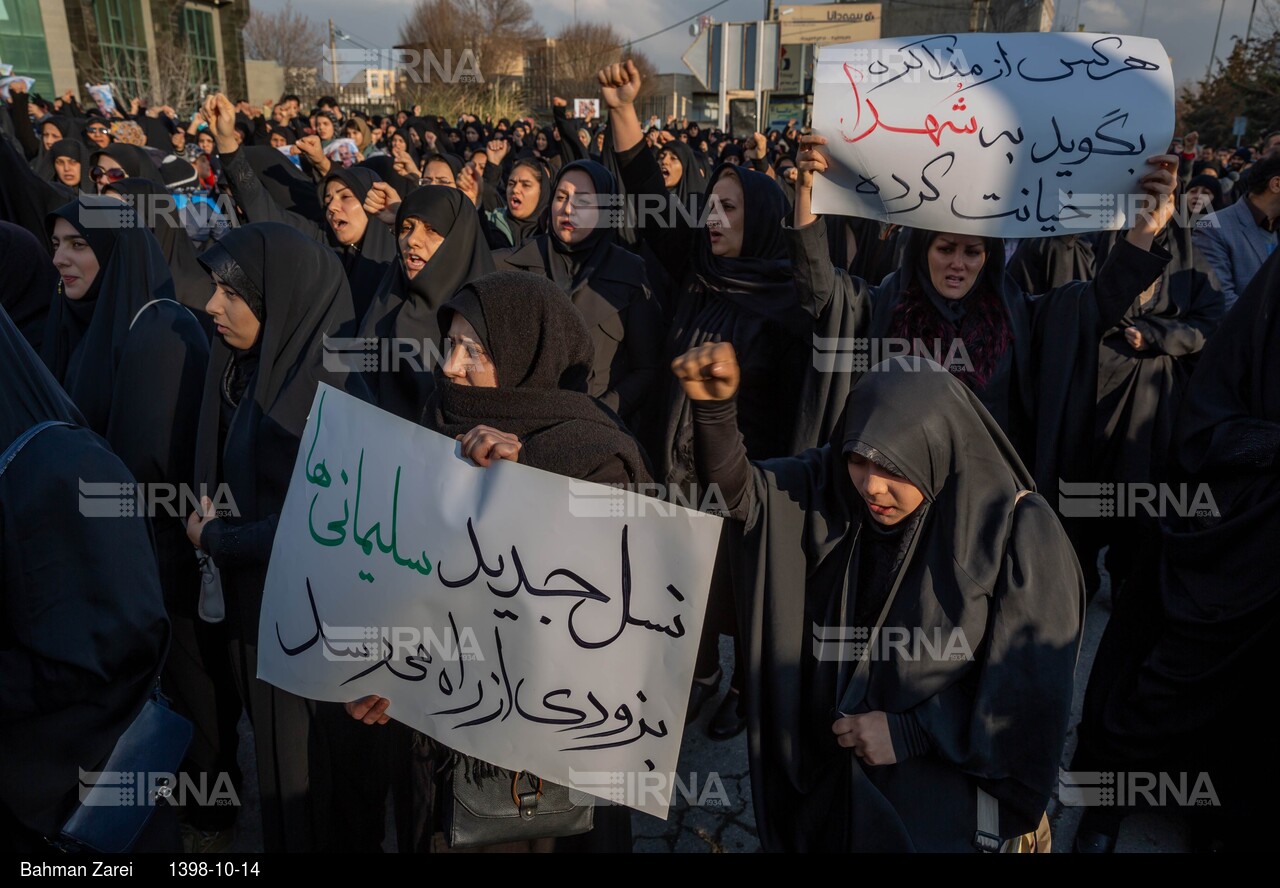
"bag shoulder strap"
0,420,74,478
975,787,1002,852
130,298,199,331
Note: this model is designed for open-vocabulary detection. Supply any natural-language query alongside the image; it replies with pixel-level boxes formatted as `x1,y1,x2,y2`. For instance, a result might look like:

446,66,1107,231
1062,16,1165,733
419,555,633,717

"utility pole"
329,18,339,88
1246,0,1259,43
1207,0,1227,82
1138,0,1150,35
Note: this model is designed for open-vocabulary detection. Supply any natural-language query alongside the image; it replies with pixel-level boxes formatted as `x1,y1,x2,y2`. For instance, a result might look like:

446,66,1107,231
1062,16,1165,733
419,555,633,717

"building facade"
0,1,250,107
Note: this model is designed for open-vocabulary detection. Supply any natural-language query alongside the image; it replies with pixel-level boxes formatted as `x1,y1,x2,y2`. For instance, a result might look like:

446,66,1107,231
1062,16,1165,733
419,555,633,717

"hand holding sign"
1124,154,1178,250
810,33,1175,237
457,425,521,467
345,695,391,726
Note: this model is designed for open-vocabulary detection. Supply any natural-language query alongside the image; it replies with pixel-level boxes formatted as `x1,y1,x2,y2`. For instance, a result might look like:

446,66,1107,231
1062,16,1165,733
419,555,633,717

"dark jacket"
493,235,664,422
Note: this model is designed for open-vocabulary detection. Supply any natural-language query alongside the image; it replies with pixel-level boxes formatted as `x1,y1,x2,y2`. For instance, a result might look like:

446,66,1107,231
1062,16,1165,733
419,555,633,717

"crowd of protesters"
1,56,1277,855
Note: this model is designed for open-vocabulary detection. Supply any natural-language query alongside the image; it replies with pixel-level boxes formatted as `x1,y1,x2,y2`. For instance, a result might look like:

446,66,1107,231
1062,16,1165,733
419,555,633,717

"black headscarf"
422,152,462,185
41,197,179,431
357,186,495,420
533,126,561,162
1006,233,1096,294
0,221,58,352
693,162,804,336
241,146,324,223
39,115,78,147
194,222,372,522
32,116,78,181
318,166,399,322
386,129,422,164
660,140,709,204
737,357,1082,851
543,159,617,292
104,178,215,311
48,139,93,193
425,270,650,483
1186,173,1226,213
89,143,161,181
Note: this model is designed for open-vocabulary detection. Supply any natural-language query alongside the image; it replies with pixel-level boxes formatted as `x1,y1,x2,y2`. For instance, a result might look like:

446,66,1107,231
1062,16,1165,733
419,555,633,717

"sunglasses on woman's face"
86,127,109,136
91,166,127,183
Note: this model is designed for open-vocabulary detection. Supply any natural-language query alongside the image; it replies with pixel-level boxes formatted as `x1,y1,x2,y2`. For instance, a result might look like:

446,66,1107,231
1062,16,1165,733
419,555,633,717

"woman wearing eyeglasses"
82,119,113,150
87,144,162,193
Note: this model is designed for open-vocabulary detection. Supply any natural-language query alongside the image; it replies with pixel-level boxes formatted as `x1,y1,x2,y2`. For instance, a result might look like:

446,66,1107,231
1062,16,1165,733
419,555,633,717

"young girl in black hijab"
675,346,1084,852
482,157,550,250
49,139,93,193
185,222,378,852
358,186,495,421
0,305,170,854
346,270,649,853
658,139,709,209
494,159,664,426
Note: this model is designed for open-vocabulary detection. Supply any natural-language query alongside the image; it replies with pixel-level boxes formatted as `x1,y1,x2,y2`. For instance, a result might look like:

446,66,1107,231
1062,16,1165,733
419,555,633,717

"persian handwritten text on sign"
257,385,723,818
810,33,1175,237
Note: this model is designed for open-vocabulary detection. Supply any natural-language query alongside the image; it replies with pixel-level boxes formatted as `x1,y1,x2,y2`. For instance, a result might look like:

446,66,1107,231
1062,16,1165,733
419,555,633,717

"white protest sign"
258,385,724,818
574,98,600,119
811,33,1175,237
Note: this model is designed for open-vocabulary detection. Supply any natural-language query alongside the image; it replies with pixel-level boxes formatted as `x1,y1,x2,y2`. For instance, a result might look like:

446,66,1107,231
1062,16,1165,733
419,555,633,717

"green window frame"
180,6,219,89
0,0,54,92
93,0,149,97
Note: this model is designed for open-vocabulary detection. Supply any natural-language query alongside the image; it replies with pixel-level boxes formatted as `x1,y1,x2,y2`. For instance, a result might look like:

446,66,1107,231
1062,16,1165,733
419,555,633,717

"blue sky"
251,0,1273,90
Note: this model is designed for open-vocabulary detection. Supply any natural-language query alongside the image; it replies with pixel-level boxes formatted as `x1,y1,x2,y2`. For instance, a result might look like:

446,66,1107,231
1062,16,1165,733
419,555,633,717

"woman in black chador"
785,135,1177,502
184,222,380,852
674,346,1084,852
0,305,169,853
346,271,649,853
1072,250,1280,853
599,62,813,740
40,196,219,843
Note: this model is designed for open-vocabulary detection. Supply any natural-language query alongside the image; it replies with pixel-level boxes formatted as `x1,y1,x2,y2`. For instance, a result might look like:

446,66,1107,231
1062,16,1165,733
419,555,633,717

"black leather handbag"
445,766,594,849
54,691,194,853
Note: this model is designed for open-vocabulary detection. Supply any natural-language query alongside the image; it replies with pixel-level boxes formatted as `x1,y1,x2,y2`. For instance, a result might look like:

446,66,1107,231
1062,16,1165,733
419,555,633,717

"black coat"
0,307,168,844
692,359,1083,851
616,141,811,487
494,235,664,423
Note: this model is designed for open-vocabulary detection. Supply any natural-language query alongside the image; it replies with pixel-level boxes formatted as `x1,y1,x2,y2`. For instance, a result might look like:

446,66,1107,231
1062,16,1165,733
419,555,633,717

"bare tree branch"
243,0,325,95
